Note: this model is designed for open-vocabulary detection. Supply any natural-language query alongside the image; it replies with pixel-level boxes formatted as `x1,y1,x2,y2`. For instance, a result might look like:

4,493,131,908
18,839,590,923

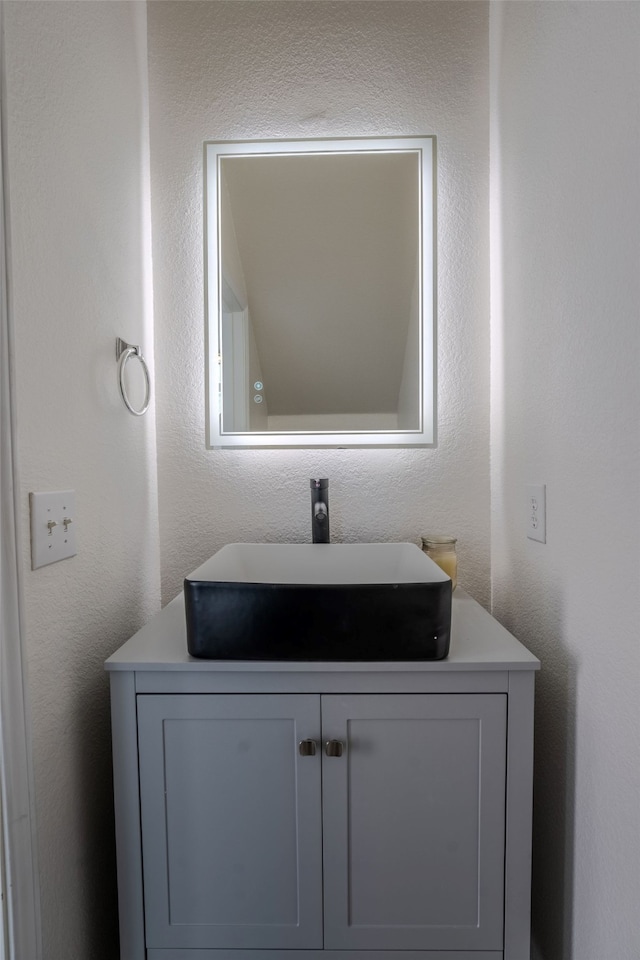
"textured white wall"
148,0,491,606
3,2,161,957
490,3,640,958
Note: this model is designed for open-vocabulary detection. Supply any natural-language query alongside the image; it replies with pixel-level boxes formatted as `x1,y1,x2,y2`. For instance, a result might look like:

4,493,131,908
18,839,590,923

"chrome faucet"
310,479,330,543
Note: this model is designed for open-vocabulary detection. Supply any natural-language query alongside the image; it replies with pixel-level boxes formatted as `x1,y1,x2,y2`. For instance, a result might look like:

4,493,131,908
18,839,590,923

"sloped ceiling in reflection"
221,152,419,417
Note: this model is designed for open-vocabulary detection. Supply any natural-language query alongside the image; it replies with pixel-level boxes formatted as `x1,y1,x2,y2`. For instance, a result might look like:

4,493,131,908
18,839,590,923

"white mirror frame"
205,136,436,448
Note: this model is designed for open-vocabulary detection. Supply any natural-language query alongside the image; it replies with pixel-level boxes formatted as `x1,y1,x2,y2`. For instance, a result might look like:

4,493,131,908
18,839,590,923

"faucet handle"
310,478,330,543
314,501,327,521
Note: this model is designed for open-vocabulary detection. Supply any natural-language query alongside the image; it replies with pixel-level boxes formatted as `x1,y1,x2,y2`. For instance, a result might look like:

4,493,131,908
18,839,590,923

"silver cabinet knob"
298,739,317,757
325,740,344,758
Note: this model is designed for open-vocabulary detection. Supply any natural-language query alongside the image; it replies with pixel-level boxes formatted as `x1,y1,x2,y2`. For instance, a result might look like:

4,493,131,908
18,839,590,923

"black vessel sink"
184,542,452,661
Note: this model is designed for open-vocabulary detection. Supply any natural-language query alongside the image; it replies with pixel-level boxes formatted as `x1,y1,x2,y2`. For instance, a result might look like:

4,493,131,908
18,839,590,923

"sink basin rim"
185,542,450,588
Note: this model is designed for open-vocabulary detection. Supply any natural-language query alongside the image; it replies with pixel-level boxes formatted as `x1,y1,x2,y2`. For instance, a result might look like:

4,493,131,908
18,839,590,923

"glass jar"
421,535,457,590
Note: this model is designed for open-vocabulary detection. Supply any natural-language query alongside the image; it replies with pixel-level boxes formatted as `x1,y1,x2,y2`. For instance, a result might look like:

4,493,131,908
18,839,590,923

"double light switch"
30,490,77,569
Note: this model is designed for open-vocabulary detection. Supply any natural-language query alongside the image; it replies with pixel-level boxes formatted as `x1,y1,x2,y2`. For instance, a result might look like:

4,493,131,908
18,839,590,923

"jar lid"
421,535,457,546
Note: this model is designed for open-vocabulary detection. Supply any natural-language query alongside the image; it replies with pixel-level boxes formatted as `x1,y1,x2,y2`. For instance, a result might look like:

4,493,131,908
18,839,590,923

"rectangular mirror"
205,136,435,447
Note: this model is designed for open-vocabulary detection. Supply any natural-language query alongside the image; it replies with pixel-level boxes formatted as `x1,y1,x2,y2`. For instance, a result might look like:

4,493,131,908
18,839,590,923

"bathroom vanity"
106,588,539,960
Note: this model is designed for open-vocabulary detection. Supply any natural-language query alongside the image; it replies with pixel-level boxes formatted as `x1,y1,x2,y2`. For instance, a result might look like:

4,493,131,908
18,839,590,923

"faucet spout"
310,478,330,543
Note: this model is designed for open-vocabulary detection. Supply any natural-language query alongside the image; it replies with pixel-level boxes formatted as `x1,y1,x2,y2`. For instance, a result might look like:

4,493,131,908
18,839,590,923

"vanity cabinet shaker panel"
136,694,323,950
321,694,506,951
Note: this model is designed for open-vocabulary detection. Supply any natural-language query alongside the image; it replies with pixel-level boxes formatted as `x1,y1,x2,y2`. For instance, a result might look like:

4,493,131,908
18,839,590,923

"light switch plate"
526,484,546,543
30,490,77,569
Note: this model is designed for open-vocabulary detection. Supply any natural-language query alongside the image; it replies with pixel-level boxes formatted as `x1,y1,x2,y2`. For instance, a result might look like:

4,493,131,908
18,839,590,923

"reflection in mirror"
206,137,435,447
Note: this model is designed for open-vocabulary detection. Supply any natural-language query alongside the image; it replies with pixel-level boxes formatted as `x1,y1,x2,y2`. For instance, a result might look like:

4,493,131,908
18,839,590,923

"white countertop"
105,589,540,673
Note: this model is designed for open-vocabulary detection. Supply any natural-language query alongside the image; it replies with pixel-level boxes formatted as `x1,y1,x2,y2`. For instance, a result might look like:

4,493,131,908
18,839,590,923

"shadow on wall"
75,672,119,958
528,586,577,960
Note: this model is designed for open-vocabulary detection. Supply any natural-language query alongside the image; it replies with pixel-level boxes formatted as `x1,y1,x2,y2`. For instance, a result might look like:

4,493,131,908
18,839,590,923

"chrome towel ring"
116,337,151,416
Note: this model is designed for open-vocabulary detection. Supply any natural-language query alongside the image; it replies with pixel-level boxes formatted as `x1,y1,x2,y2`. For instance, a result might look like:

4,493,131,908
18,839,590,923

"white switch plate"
526,484,546,543
30,490,77,569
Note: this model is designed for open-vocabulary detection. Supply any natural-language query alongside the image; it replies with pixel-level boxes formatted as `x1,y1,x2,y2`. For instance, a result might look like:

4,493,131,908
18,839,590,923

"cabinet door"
137,694,322,950
322,693,507,951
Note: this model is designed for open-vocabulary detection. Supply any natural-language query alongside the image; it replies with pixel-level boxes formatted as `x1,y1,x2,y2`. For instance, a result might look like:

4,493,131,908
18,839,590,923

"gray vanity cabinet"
106,590,540,960
136,692,506,954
